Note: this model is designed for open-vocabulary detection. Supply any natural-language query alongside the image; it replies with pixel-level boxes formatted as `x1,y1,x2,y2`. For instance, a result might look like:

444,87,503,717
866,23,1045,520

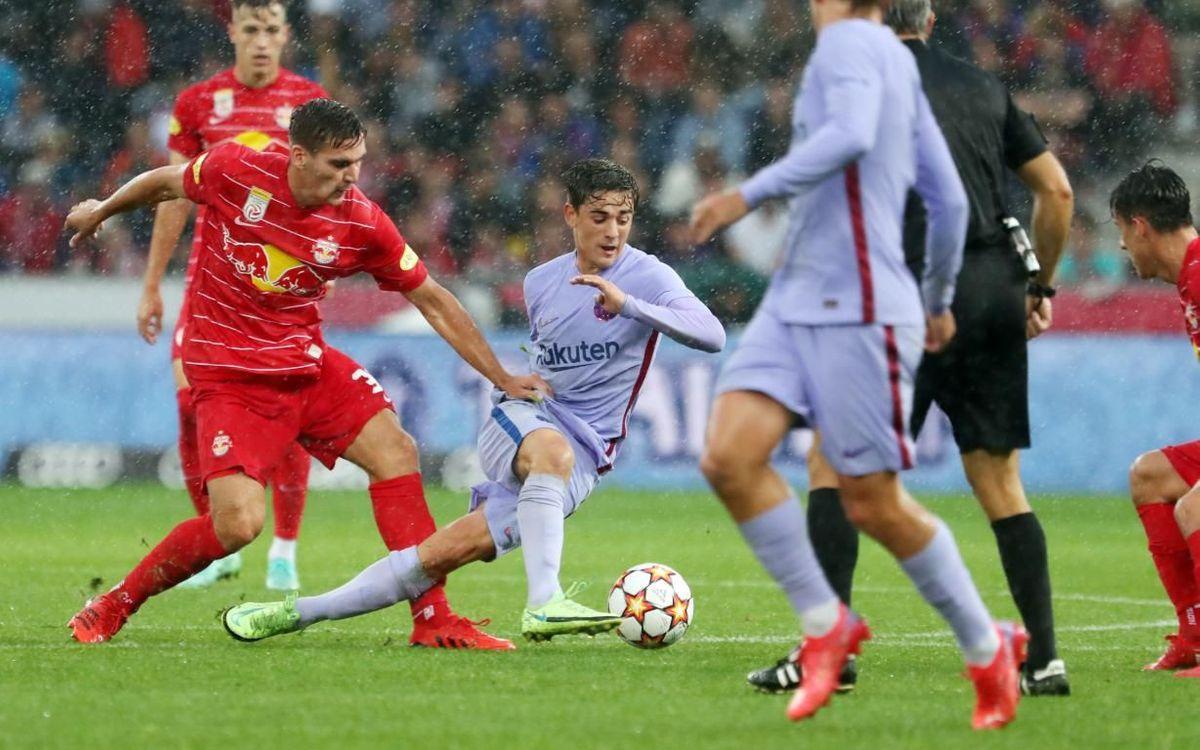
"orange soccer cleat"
68,594,131,644
967,621,1028,731
1143,634,1200,671
785,604,871,722
410,615,516,651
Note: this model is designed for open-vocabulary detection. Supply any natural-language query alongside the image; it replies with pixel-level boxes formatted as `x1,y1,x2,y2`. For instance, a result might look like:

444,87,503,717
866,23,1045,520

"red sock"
369,473,452,623
1188,531,1200,637
270,442,310,540
111,514,228,613
1137,503,1200,640
176,388,208,516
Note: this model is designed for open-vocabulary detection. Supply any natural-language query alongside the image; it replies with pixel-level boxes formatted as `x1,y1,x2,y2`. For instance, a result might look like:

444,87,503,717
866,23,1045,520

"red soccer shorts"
191,347,393,486
1162,440,1200,487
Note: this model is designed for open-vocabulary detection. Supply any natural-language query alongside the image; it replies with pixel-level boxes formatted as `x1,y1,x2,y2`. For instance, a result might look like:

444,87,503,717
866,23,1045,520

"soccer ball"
607,563,694,649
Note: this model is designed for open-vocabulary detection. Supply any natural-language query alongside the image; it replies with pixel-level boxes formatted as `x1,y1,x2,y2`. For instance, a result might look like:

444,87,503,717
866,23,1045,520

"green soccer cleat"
223,593,302,642
521,583,623,642
265,557,300,591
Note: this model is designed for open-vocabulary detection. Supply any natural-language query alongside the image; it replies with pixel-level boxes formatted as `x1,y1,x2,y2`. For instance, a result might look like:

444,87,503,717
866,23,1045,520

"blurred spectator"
668,82,748,174
725,200,787,277
618,0,693,100
0,162,63,274
0,0,1183,323
657,141,736,218
1083,0,1178,168
1055,209,1128,292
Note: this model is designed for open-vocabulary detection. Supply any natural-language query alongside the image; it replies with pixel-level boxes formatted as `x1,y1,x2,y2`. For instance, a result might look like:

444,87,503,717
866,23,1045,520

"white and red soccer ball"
607,563,694,649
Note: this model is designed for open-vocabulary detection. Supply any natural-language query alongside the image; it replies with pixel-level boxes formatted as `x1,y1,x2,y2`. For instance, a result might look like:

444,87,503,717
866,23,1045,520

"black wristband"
1027,281,1057,299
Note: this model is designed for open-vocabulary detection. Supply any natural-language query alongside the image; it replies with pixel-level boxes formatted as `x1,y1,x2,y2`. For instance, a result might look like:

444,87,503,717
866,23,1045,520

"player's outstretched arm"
405,276,551,401
139,152,193,345
65,164,190,249
571,274,725,353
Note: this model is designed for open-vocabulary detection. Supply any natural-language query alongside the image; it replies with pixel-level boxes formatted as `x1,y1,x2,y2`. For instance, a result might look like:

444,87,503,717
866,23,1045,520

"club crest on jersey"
242,187,272,223
213,88,234,120
312,237,339,264
275,104,294,129
212,431,232,457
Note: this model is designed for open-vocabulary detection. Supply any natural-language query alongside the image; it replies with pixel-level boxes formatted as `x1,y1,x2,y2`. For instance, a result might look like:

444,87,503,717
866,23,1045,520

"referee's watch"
1027,281,1057,299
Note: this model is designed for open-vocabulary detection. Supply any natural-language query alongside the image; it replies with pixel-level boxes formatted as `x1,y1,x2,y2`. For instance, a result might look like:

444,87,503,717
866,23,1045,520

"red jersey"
1178,237,1200,361
169,67,327,287
168,67,326,160
180,142,428,380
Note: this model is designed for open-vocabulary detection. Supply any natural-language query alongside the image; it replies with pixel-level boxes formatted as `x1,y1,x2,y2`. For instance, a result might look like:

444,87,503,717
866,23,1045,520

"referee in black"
747,0,1075,697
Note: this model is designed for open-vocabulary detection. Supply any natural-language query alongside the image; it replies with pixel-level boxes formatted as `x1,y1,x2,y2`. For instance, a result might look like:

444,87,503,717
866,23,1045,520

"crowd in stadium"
0,0,1187,321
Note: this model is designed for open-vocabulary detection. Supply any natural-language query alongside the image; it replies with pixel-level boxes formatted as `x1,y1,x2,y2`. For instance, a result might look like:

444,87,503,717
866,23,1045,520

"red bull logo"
221,225,325,297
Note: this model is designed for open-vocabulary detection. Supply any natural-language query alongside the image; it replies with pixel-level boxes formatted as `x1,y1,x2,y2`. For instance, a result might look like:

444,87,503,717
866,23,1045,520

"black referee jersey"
901,39,1048,275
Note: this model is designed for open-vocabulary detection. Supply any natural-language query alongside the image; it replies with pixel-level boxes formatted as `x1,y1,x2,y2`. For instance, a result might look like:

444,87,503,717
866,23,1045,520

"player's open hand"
571,274,626,315
1026,295,1052,339
137,287,164,345
688,189,750,245
925,310,957,352
64,199,106,248
499,373,553,403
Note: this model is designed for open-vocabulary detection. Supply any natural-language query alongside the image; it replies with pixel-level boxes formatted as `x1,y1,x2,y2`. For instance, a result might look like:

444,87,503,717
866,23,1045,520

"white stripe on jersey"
187,337,295,352
191,314,311,345
183,360,317,373
215,194,369,252
223,173,293,208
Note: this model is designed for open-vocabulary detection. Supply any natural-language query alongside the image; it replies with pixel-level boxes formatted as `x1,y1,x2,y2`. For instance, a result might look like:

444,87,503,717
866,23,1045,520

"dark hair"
562,158,640,211
231,0,286,13
1109,160,1194,232
886,0,930,34
289,99,365,153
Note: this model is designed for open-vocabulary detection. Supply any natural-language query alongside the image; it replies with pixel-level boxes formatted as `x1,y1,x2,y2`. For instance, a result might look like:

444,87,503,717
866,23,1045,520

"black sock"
806,488,859,607
992,512,1057,670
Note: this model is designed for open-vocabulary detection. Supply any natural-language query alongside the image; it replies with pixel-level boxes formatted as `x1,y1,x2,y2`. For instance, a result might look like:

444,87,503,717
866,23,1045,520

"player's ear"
291,143,307,167
563,202,578,229
926,12,937,37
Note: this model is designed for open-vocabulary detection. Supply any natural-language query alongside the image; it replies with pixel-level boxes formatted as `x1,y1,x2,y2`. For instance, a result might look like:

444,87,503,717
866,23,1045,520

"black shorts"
911,246,1030,453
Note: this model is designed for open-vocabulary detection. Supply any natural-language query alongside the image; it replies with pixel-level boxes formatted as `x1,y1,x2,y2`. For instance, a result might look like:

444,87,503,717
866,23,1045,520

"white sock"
899,520,999,666
295,547,431,627
517,473,568,609
800,598,842,637
269,537,297,563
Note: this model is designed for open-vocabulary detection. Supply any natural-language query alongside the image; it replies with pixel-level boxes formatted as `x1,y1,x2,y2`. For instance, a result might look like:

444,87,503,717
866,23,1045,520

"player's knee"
522,431,574,479
839,494,876,531
369,425,420,481
1129,451,1167,506
213,507,264,551
700,443,742,490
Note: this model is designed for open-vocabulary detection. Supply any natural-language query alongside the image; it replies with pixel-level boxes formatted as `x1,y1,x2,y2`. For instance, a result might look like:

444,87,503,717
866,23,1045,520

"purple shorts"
715,308,921,476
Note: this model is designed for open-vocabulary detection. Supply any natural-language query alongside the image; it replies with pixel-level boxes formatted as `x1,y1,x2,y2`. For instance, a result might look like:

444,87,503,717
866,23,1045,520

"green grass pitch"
1,484,1197,749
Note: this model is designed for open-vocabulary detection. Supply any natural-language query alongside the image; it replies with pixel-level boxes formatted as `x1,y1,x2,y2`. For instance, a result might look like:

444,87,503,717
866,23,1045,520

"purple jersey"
522,245,724,471
739,19,968,325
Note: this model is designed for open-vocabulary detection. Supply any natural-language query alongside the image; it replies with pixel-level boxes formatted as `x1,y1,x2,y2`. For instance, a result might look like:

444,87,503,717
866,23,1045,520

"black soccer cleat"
1020,658,1070,696
747,648,858,694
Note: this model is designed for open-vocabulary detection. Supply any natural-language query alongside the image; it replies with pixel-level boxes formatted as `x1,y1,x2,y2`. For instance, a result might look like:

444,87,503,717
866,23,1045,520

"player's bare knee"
700,443,745,492
213,508,264,550
517,430,574,481
1175,492,1200,532
370,426,420,481
1130,451,1169,506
